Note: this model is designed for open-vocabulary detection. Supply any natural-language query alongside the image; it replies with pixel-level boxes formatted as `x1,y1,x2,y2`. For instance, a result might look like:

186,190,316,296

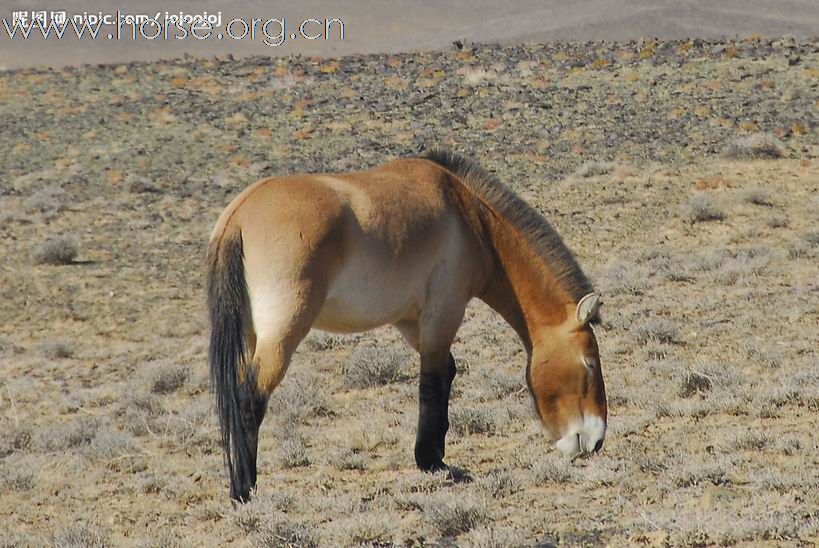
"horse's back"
210,158,484,333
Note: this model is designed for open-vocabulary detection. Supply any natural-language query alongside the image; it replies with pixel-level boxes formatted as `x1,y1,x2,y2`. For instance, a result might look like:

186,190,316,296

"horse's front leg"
415,350,457,471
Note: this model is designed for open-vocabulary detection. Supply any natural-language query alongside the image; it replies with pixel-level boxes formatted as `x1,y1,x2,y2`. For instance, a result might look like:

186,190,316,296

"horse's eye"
583,357,597,371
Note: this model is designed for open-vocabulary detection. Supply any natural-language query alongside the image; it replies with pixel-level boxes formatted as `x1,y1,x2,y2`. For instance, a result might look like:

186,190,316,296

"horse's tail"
206,231,253,501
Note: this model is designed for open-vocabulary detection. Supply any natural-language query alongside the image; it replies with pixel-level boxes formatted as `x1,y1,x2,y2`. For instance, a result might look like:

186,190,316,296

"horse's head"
528,293,607,458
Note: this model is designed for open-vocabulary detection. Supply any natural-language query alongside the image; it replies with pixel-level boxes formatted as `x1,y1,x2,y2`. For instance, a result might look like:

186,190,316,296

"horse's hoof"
418,460,448,473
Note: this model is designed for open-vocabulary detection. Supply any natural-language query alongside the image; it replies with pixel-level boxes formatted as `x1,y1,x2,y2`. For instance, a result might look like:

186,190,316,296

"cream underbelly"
312,272,423,333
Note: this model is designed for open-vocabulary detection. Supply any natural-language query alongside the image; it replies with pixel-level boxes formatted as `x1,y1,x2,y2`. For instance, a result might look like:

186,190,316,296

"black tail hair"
207,233,254,501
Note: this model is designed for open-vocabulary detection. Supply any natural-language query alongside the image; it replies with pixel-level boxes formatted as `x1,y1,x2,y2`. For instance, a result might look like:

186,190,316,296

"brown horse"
207,149,607,502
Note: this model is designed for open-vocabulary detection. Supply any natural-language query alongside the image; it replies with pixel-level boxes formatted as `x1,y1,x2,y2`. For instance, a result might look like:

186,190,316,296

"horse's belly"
313,298,406,334
313,255,425,333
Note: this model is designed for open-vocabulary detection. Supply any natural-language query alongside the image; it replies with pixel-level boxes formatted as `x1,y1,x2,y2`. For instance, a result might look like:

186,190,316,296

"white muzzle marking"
555,415,606,456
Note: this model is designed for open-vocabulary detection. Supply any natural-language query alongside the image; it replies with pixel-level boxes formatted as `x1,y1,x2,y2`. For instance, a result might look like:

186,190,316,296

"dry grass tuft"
38,339,76,359
482,371,521,399
576,161,615,178
53,523,110,548
23,186,68,215
0,468,34,492
679,370,714,398
474,470,519,498
147,364,189,395
34,235,78,265
603,260,650,295
767,213,788,228
422,490,489,537
343,345,412,389
34,417,99,451
673,460,730,487
462,525,522,547
328,447,366,471
723,133,786,159
684,194,725,222
531,454,573,484
450,407,498,436
742,188,774,207
116,393,163,436
743,342,784,368
332,513,393,545
253,517,319,548
728,431,770,451
133,533,187,548
270,374,331,419
633,318,681,345
804,231,819,246
276,420,310,468
0,426,32,457
302,331,346,352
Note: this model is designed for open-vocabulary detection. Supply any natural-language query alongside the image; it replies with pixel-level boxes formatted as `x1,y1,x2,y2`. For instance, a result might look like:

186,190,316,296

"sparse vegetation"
34,417,99,451
269,374,332,419
1,37,816,546
0,468,35,492
422,490,489,536
633,318,681,345
33,235,78,265
729,431,770,451
475,470,519,498
679,369,714,398
804,231,819,246
530,454,573,484
742,188,774,207
343,345,411,388
23,187,68,215
147,364,189,395
38,339,76,359
0,426,32,457
723,132,786,159
684,193,725,222
576,161,615,178
328,447,366,471
277,421,310,468
450,407,498,436
52,524,110,548
253,516,319,548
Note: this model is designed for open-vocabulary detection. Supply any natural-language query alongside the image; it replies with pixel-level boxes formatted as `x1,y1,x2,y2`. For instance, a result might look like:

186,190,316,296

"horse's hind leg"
234,281,325,501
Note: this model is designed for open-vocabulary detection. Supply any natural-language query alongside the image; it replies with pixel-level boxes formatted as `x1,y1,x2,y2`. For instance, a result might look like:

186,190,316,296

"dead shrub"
633,318,680,346
450,407,497,436
684,194,725,223
531,454,573,484
722,133,785,159
34,236,78,265
422,490,489,537
52,524,110,548
147,364,189,395
39,339,76,359
343,345,411,389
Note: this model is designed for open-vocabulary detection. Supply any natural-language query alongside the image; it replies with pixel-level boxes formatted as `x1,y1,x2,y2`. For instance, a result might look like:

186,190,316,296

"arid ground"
1,38,818,546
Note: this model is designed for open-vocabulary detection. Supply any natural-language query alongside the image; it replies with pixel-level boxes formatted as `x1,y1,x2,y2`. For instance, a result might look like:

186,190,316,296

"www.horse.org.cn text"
4,10,346,46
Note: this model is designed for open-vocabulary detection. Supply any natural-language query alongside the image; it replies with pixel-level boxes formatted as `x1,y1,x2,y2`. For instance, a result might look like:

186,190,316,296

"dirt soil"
1,38,818,546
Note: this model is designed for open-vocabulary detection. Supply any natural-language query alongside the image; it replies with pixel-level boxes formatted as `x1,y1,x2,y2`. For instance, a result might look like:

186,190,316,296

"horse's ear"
576,293,602,326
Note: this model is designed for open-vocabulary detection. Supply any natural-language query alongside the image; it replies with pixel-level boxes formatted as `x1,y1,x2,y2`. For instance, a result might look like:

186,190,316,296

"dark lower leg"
438,354,457,458
415,371,447,470
415,355,456,471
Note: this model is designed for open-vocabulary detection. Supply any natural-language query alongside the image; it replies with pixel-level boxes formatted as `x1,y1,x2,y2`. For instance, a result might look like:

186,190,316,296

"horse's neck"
478,213,571,354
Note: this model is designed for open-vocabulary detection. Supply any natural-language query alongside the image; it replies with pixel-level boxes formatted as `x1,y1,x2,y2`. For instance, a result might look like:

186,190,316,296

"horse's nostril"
593,439,604,453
